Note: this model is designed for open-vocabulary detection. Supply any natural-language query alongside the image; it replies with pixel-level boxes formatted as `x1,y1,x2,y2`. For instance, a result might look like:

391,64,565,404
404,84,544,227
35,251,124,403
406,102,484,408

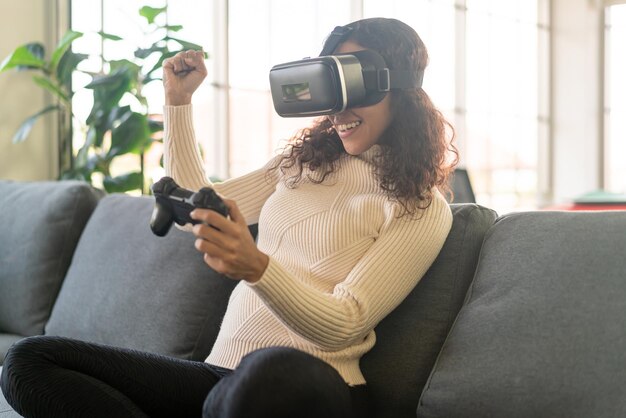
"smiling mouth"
336,120,362,132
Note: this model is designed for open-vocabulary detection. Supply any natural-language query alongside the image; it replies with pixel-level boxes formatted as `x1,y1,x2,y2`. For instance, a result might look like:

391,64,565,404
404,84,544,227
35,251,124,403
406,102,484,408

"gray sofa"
1,179,625,418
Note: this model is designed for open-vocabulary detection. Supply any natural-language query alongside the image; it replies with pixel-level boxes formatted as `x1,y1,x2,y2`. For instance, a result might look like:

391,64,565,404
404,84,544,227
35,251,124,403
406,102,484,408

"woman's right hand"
163,50,208,106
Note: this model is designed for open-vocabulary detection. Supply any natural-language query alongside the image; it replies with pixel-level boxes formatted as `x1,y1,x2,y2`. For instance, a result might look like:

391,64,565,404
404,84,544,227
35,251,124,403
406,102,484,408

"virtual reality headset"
269,25,424,118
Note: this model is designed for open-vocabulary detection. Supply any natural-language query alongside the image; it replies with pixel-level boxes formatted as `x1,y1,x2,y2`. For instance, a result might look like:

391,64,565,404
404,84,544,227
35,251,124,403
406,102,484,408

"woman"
1,17,456,418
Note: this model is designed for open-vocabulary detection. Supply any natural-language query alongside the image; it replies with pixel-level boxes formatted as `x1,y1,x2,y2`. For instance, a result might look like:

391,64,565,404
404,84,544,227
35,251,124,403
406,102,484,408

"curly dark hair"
270,17,458,216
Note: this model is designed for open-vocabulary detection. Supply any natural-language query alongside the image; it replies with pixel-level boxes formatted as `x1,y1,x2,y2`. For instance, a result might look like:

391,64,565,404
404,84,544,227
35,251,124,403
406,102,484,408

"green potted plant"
0,5,205,193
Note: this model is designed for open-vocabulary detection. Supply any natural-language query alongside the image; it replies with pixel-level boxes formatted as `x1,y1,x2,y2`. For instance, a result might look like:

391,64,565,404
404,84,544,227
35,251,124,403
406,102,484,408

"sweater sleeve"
163,104,279,224
163,104,212,191
247,192,453,351
212,162,280,225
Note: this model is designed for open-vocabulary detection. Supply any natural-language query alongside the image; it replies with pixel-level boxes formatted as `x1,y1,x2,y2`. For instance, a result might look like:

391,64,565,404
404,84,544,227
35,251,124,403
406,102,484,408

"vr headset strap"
362,68,424,91
319,25,354,56
320,25,425,91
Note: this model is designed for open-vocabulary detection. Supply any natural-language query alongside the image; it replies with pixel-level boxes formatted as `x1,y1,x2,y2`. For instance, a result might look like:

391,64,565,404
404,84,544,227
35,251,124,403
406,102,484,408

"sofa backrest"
417,210,626,418
361,203,498,418
45,193,238,361
0,180,101,363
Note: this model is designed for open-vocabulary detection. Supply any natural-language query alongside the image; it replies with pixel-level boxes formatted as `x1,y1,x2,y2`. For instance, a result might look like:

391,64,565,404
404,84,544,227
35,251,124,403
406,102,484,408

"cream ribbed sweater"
163,105,452,385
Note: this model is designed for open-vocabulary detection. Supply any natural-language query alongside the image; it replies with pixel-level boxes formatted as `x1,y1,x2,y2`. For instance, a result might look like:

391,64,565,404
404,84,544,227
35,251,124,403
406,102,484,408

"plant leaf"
108,112,151,157
85,67,130,89
56,50,88,90
164,36,204,51
139,6,167,24
50,30,83,72
97,31,123,41
148,118,164,134
134,43,167,59
60,161,97,183
107,105,132,129
25,43,45,60
103,172,144,193
109,60,141,93
12,105,59,143
85,67,133,124
109,59,141,79
163,25,183,32
15,43,46,71
0,44,46,73
60,168,89,182
33,75,70,102
75,127,98,167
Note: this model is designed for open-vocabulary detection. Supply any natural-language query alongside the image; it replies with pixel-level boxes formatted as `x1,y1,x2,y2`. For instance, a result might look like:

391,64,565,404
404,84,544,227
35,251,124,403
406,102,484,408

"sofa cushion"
0,180,101,340
45,194,237,361
417,211,626,418
0,335,22,366
361,204,497,418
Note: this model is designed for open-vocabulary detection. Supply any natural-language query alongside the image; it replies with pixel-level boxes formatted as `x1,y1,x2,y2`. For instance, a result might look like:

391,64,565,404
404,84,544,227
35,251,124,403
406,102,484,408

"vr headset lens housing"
270,53,367,117
269,49,422,118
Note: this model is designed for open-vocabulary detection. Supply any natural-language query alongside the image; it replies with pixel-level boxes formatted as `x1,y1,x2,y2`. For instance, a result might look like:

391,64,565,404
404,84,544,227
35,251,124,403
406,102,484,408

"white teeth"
337,120,361,132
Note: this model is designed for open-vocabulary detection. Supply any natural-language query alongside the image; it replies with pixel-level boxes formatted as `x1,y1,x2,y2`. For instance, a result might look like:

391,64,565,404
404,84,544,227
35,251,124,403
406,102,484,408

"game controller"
150,176,229,237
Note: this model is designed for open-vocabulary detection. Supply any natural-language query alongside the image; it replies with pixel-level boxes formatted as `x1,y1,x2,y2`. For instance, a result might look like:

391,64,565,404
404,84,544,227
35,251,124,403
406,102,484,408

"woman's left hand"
190,199,269,283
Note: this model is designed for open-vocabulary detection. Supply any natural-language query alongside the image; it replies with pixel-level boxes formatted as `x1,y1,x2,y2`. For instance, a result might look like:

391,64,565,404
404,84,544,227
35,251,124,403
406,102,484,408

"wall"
550,0,605,202
0,1,57,181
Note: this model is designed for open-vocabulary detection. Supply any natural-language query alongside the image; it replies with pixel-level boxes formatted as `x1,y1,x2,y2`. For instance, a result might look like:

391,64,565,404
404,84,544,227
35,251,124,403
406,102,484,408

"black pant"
1,336,371,418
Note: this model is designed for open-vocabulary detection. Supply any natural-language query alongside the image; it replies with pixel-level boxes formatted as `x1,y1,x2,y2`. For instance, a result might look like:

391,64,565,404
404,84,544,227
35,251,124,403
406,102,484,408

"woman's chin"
341,144,361,155
342,143,371,156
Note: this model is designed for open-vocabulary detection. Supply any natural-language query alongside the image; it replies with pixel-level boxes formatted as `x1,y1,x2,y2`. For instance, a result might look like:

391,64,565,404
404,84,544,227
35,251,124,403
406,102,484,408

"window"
70,0,213,189
464,0,549,212
227,0,351,177
363,0,548,214
605,4,626,194
71,0,350,181
362,0,456,116
71,0,548,213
